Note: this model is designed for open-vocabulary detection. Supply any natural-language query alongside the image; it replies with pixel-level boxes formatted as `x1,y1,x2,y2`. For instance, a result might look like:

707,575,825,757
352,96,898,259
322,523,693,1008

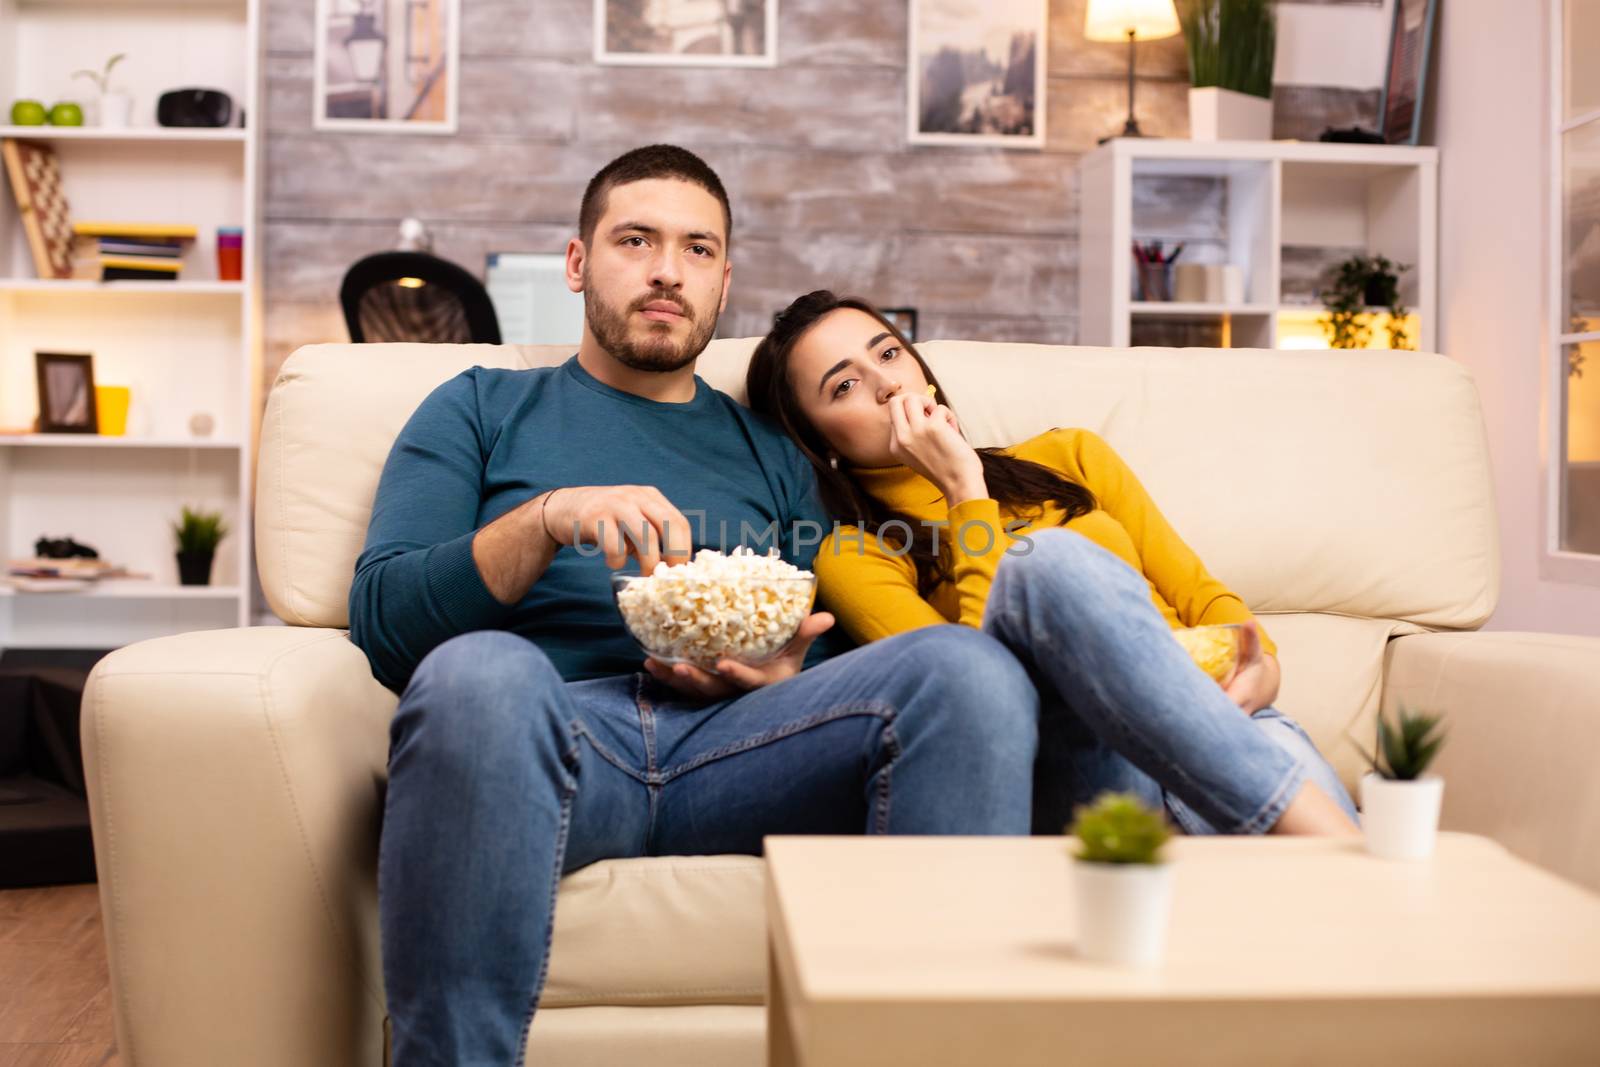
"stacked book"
70,221,198,281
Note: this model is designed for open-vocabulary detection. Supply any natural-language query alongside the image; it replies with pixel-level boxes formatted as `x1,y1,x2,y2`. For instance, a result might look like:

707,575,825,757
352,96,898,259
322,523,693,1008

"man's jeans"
379,625,1039,1067
983,529,1359,836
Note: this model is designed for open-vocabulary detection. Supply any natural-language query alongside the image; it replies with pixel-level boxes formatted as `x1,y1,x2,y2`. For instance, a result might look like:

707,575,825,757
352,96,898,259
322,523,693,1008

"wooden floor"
0,884,120,1067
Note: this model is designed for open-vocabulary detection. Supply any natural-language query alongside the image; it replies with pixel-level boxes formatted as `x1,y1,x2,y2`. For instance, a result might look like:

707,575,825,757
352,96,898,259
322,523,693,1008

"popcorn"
925,383,938,398
614,547,815,669
1172,624,1241,684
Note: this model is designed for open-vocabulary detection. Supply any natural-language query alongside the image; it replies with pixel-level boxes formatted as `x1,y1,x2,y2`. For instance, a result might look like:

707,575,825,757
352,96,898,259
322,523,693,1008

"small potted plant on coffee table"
1067,792,1173,967
172,505,227,586
1358,705,1448,861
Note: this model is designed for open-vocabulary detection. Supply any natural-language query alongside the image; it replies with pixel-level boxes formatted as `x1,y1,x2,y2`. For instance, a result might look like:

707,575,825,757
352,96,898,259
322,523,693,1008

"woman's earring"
829,455,839,470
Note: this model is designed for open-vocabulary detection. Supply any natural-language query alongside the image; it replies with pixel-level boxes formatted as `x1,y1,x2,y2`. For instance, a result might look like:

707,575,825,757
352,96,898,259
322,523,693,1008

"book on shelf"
72,221,198,241
69,228,192,281
6,558,151,592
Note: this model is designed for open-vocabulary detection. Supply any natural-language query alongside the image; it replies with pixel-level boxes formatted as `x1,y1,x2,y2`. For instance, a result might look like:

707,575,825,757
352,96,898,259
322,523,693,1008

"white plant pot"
1360,773,1444,861
1188,86,1273,142
99,93,133,128
1072,860,1173,967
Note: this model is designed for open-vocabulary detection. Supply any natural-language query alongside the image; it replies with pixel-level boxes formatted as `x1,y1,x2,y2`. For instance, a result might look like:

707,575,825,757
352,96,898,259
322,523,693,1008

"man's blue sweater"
349,356,850,691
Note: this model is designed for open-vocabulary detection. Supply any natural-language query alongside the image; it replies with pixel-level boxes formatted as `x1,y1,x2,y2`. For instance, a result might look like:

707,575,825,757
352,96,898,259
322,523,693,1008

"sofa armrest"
1382,631,1600,892
83,626,397,1067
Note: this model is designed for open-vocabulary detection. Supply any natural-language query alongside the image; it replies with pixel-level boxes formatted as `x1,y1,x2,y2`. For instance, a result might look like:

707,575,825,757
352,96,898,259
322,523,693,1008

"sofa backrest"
257,340,1498,632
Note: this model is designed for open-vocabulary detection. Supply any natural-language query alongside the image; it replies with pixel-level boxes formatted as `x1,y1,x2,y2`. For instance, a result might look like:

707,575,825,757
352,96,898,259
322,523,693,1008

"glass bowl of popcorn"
1171,623,1244,687
611,547,817,672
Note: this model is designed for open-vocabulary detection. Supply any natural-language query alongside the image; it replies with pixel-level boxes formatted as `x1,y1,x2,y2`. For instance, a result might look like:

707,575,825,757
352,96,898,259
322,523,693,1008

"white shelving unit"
0,0,261,649
1078,139,1438,351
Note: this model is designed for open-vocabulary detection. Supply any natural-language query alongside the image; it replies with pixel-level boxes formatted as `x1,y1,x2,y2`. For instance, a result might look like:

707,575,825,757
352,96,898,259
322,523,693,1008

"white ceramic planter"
1072,860,1173,967
99,93,133,128
1360,773,1445,861
1188,87,1273,142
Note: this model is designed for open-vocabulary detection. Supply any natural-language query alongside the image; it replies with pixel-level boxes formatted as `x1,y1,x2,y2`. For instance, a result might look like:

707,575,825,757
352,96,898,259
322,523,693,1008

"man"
349,144,1039,1066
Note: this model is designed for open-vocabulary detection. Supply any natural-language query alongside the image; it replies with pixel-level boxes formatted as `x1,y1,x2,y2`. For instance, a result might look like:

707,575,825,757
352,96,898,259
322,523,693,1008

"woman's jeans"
379,624,1039,1067
982,528,1359,836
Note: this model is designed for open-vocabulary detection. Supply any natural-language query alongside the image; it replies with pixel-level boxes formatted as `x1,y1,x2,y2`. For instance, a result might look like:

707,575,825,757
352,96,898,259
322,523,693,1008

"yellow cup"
96,385,131,436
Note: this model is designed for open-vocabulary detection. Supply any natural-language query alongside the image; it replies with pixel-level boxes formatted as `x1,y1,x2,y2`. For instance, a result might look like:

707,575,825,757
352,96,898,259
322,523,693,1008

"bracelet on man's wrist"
539,488,564,545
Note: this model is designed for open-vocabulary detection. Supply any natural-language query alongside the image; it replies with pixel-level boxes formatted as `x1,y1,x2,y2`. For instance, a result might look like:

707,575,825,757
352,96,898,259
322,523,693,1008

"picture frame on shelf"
35,352,98,434
595,0,777,67
1377,0,1438,146
313,0,460,134
908,0,1046,149
881,306,920,342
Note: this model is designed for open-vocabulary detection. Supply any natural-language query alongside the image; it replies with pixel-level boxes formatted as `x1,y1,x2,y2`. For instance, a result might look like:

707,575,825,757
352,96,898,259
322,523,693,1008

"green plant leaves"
1068,791,1172,864
172,505,228,554
1362,706,1446,781
1175,0,1276,98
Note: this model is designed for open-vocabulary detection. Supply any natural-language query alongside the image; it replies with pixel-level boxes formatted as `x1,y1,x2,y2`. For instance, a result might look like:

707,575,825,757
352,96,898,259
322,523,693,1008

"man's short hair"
578,144,733,249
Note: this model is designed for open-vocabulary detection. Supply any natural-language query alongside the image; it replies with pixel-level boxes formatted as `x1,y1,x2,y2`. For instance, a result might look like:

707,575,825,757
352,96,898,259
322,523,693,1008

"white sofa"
81,339,1600,1066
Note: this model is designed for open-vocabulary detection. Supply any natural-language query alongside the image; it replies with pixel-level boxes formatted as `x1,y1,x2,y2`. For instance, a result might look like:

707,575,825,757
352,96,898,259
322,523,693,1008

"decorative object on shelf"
314,0,460,134
216,227,243,281
1068,792,1173,966
880,306,919,342
1319,254,1412,350
189,412,216,438
1084,0,1180,143
908,0,1045,148
157,88,234,128
172,505,228,586
1,138,74,279
1357,705,1447,861
95,385,131,436
596,0,776,67
47,103,84,127
1378,0,1437,146
1132,239,1183,301
1318,124,1383,144
73,53,130,128
1172,262,1244,304
1176,0,1276,141
71,221,197,282
34,536,99,560
9,100,47,126
34,352,98,434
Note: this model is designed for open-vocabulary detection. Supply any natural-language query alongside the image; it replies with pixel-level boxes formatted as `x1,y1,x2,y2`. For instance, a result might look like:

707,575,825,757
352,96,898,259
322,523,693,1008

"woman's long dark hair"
746,290,1096,595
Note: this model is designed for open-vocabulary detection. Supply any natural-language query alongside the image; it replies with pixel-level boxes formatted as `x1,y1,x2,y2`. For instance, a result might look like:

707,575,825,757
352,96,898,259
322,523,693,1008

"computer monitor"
485,252,586,345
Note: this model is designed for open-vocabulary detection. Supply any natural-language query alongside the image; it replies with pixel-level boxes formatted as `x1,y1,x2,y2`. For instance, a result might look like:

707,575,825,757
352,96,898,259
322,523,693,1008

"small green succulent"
1361,705,1447,781
1068,792,1172,865
172,505,228,555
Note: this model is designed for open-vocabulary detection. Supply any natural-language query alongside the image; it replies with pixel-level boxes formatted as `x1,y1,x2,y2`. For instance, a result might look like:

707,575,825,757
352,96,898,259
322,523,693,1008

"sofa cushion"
257,340,1497,633
542,854,766,1007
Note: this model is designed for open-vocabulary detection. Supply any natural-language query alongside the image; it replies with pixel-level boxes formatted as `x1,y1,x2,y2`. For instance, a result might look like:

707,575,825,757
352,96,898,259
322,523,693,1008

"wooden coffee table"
763,834,1600,1066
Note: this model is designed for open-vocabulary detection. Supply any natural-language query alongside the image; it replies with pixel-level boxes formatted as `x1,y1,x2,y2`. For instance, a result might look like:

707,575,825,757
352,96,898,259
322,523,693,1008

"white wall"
1433,0,1600,635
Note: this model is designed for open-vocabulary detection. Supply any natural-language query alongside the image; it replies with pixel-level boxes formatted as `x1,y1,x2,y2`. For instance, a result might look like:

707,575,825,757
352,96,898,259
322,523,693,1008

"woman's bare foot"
1269,781,1360,835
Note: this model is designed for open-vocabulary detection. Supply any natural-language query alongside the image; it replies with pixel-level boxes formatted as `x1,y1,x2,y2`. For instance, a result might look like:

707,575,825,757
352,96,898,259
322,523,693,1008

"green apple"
9,99,47,125
48,102,84,126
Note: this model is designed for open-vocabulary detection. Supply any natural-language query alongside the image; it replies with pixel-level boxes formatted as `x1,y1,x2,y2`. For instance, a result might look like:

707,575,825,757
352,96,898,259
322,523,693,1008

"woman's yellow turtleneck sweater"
813,427,1276,657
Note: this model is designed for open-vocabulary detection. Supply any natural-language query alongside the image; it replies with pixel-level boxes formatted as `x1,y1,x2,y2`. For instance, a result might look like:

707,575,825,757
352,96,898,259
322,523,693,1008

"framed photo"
908,0,1046,149
881,307,920,343
35,352,97,434
313,0,460,134
1377,0,1438,146
596,0,778,67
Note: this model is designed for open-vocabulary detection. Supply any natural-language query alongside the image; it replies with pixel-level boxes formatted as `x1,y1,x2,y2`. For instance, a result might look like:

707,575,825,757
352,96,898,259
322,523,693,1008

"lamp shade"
1084,0,1181,42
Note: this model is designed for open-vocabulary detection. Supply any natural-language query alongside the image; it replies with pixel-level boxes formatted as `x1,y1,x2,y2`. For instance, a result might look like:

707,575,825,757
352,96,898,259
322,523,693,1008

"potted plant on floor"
1176,0,1276,141
1320,254,1414,350
172,505,227,586
1067,792,1173,967
1358,706,1448,861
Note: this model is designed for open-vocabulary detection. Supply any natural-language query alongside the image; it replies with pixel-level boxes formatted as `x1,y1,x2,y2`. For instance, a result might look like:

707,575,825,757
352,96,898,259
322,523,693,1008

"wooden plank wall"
261,0,1378,386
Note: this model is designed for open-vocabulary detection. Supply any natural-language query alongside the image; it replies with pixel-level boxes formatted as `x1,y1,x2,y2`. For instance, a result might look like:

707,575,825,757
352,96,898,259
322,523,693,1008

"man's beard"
583,270,720,373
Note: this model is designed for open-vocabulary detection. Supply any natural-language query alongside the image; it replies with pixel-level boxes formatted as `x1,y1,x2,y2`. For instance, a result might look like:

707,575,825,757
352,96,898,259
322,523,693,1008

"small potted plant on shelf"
1176,0,1276,141
73,53,129,128
1067,792,1173,967
1320,254,1413,350
172,505,227,586
1358,705,1448,861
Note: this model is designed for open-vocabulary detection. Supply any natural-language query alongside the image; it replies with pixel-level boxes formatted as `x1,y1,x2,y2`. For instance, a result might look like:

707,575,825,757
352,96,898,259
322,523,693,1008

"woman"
746,291,1358,837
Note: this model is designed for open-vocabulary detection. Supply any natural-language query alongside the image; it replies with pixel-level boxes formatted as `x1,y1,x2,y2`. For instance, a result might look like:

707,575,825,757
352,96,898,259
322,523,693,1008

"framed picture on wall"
881,307,920,342
35,352,98,434
596,0,778,67
908,0,1046,148
313,0,460,133
1377,0,1438,146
